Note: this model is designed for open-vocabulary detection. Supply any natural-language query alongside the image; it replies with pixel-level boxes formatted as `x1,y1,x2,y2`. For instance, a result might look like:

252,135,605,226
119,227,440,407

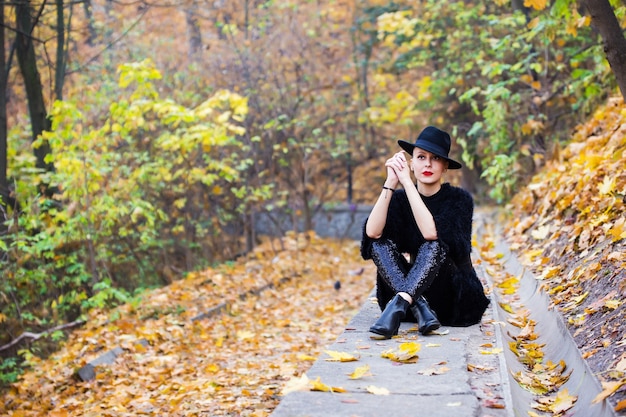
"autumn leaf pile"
0,231,374,416
504,96,626,411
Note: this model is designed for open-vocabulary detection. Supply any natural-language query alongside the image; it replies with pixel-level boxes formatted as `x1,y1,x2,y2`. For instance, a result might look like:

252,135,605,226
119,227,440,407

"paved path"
270,212,510,417
270,209,617,417
270,294,510,417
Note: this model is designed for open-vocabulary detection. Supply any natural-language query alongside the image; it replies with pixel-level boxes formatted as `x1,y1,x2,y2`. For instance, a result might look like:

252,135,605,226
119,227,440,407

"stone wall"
255,203,372,241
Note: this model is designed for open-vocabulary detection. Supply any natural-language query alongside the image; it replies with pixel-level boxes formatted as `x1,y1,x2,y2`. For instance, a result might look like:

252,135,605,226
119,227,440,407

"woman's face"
411,148,448,185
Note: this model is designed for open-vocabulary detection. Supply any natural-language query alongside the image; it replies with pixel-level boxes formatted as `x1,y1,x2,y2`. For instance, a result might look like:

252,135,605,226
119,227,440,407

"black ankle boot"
369,294,410,339
410,295,440,335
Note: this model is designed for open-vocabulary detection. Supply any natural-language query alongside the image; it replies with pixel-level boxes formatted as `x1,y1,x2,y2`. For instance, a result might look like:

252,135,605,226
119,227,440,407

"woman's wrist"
398,178,415,190
381,183,396,199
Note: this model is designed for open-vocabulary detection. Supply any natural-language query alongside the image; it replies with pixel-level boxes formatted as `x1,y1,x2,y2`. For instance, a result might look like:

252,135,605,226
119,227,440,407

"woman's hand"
366,152,407,239
385,152,412,187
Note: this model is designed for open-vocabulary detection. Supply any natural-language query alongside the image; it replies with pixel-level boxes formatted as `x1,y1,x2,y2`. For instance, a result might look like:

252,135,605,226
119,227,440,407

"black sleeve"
360,218,374,260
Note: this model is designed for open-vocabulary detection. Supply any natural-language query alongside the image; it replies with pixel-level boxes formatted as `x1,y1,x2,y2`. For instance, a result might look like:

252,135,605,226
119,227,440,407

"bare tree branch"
0,319,85,352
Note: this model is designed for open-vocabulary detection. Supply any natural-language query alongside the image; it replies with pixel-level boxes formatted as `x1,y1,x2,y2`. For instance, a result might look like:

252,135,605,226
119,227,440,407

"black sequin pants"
371,239,447,299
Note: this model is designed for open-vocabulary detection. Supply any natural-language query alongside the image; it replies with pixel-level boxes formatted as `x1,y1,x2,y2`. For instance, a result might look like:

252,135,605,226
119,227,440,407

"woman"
361,126,489,339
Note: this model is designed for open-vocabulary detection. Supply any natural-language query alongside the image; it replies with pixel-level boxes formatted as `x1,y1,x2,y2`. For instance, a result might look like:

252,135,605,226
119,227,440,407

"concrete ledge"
76,346,124,382
273,391,480,417
270,294,509,417
487,218,618,417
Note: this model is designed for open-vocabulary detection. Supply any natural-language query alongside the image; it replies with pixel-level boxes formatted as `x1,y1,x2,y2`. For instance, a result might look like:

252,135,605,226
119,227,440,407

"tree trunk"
244,0,249,39
15,0,52,171
345,152,353,204
54,0,67,101
82,0,96,46
0,2,8,219
583,0,626,100
184,1,203,60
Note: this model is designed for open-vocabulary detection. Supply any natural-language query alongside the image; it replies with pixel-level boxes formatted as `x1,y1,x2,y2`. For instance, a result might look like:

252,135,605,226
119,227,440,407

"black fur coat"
361,183,490,326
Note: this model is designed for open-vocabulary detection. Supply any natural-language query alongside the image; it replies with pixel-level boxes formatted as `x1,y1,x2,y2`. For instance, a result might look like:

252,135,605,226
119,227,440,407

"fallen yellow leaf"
310,376,332,392
281,374,310,395
381,342,421,363
417,366,450,376
539,266,561,280
552,388,578,414
598,175,616,195
348,364,371,380
499,302,514,313
366,385,390,395
593,378,626,403
205,364,219,373
480,348,503,355
324,350,359,362
310,376,347,393
572,292,589,305
531,225,550,240
237,330,255,340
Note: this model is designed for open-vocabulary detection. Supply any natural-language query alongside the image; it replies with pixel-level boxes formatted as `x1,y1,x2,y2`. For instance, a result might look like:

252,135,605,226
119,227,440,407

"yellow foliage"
532,388,577,414
566,21,578,37
381,342,421,363
1,232,372,415
417,76,434,100
524,0,547,11
505,95,626,406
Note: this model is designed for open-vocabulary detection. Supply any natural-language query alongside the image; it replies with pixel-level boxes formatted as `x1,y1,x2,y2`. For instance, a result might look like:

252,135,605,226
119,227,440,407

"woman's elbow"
422,231,438,241
366,229,382,240
365,224,382,240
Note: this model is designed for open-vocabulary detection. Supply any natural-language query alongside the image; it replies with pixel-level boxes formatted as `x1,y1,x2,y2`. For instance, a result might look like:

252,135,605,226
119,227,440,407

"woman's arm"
393,155,438,241
365,152,405,239
402,184,438,240
364,184,395,239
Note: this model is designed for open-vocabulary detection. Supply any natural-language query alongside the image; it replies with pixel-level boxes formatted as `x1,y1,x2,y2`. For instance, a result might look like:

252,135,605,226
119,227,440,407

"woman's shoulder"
441,183,473,203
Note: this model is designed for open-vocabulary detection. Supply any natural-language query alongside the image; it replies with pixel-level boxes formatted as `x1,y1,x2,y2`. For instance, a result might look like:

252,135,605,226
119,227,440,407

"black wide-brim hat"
397,126,462,170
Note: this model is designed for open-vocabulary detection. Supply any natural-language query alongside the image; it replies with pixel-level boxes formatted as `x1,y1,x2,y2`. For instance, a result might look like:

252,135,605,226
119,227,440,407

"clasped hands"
385,152,412,188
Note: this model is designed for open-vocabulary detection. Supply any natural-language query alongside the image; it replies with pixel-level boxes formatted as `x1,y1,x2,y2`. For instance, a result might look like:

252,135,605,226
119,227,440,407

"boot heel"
369,294,410,339
410,295,440,335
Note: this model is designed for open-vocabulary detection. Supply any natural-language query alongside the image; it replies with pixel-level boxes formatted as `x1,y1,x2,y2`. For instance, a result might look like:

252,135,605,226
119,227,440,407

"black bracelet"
382,186,394,191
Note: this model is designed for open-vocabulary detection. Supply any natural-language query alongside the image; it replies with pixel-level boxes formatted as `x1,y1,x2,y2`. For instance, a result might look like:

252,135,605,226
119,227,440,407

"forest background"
0,0,625,409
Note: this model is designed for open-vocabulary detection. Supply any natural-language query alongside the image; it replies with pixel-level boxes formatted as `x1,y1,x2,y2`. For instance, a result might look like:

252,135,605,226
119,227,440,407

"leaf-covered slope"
504,96,626,411
0,232,373,416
